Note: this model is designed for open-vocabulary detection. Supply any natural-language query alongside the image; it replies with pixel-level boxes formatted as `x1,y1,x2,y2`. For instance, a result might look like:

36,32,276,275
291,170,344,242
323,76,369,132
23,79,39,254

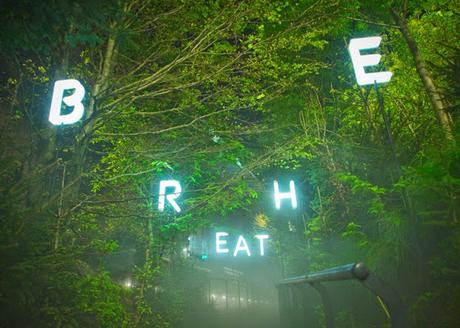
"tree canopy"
0,0,459,327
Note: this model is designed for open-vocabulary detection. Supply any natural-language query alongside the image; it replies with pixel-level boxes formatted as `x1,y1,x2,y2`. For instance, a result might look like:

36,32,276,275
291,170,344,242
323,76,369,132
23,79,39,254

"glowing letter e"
348,37,392,86
49,79,85,125
216,232,229,254
158,180,182,213
274,180,297,209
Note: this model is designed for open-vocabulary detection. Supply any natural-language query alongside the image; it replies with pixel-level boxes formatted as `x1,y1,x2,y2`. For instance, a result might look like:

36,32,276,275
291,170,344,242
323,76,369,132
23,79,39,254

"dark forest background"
0,0,459,327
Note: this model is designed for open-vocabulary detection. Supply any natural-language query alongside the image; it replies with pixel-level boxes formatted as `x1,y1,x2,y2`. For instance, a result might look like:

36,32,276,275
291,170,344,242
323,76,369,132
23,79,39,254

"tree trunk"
391,8,453,140
70,34,117,200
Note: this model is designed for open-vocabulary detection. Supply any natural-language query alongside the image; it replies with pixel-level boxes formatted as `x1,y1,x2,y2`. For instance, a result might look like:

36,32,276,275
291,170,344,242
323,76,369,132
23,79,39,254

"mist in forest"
1,0,459,327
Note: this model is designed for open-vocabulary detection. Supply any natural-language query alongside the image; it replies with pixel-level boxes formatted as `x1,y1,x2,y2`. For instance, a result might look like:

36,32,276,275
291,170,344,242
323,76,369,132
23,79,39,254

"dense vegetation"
0,0,459,327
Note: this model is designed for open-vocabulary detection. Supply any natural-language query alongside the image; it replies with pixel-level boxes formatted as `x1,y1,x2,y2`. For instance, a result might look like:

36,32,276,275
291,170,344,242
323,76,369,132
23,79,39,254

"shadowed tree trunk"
391,7,453,140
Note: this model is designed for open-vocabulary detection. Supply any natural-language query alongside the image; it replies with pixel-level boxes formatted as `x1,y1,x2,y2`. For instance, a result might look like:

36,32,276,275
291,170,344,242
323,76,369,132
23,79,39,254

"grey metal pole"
237,280,241,310
276,262,409,328
225,279,229,313
246,282,249,307
311,283,334,328
208,279,211,303
374,81,401,177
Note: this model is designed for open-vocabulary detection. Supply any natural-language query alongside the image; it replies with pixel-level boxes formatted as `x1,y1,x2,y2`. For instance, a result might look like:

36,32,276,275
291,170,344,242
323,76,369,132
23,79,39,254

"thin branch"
98,108,231,136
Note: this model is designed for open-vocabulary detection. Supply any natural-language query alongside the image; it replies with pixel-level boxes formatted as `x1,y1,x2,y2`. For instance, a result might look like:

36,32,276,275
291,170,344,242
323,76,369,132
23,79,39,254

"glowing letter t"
255,234,269,256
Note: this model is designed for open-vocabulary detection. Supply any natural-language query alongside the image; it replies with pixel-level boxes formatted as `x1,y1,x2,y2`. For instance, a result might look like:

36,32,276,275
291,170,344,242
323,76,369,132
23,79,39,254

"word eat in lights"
216,232,269,257
47,36,392,126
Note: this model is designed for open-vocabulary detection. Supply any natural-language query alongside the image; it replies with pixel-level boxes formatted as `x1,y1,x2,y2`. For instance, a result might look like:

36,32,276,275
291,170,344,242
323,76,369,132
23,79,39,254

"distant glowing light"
255,234,269,256
233,235,251,257
274,180,297,209
348,36,393,86
123,278,132,288
158,180,182,212
216,232,229,253
49,79,85,125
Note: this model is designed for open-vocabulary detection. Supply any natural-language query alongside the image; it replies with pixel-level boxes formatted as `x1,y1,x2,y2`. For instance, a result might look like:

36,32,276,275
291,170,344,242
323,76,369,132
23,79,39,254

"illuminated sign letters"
46,37,393,127
348,36,393,86
216,232,229,253
155,180,299,212
49,79,86,125
255,234,269,256
273,180,297,209
233,235,251,257
215,232,269,257
158,180,182,212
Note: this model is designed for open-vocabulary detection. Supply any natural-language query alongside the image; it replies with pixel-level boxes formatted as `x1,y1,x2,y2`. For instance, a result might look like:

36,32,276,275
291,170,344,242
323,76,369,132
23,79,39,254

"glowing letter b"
49,79,85,125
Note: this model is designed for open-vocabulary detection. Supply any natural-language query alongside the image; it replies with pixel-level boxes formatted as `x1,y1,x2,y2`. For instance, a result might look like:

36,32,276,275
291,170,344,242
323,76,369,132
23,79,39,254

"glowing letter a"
158,180,182,213
49,79,85,125
348,37,392,86
233,235,251,257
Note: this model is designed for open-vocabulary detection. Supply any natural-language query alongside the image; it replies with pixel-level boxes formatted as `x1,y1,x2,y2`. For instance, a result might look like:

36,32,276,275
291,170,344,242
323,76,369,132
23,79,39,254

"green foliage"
1,0,459,327
73,273,130,328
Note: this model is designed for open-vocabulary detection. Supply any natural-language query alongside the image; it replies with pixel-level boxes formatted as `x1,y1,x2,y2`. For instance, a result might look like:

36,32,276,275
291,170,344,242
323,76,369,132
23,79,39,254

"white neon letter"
48,79,85,125
158,180,182,212
233,235,251,257
255,234,269,256
348,36,392,86
216,232,229,254
274,180,297,209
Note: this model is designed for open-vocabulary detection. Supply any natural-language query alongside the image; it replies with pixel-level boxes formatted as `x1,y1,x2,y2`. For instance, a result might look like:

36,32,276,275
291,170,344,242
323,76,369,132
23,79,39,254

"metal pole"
225,279,229,313
237,280,241,310
374,81,401,177
276,262,409,328
246,282,249,307
208,279,211,303
310,283,334,328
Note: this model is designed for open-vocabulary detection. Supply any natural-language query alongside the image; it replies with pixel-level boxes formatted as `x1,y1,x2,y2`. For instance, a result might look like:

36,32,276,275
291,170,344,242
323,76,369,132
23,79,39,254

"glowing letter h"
274,180,297,209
